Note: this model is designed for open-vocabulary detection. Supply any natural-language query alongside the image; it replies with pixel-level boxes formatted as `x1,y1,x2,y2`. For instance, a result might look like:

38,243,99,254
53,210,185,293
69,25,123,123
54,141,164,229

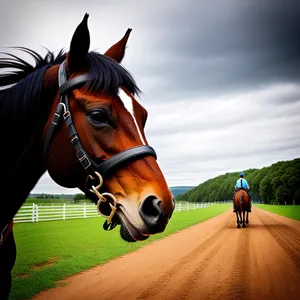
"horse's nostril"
139,196,164,233
140,196,162,221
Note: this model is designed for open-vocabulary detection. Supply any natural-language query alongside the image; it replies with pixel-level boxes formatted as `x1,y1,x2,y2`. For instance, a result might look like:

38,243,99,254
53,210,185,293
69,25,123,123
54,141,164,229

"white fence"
14,203,98,223
14,202,216,223
174,202,213,212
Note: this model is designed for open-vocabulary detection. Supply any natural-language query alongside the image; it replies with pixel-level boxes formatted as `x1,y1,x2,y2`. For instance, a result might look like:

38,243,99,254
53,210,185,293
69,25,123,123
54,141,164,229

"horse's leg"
0,231,16,300
246,211,249,224
242,211,246,228
236,211,241,228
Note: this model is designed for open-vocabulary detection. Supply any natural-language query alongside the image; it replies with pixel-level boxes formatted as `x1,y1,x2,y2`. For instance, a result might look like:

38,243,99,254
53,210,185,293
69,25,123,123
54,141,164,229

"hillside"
169,186,196,197
176,158,300,205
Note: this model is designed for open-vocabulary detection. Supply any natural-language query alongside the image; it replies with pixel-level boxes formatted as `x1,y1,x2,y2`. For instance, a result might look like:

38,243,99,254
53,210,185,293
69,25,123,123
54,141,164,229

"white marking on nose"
118,89,146,145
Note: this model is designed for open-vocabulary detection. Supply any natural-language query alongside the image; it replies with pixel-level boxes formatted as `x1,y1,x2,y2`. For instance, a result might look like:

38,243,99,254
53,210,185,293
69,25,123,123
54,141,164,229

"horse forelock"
82,52,141,97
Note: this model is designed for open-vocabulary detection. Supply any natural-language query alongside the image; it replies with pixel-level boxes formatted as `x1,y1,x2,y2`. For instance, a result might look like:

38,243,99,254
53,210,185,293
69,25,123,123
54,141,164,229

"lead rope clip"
89,172,118,225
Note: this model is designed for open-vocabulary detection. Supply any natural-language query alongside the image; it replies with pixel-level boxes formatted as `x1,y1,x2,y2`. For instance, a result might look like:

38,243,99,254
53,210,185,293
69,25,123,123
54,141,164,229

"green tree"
294,189,300,205
260,176,273,204
275,185,284,204
73,193,86,203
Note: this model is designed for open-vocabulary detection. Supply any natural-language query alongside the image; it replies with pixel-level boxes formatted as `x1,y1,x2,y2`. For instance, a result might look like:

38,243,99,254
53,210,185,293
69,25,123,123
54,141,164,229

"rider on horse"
233,173,252,212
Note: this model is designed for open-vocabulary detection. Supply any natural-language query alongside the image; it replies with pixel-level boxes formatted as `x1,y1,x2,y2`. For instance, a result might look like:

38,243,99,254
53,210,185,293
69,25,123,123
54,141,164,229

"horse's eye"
88,110,110,126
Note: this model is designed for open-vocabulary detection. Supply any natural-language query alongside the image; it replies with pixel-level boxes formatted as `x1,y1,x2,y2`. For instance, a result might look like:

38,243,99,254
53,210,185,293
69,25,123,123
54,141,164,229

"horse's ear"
68,13,90,71
104,29,132,63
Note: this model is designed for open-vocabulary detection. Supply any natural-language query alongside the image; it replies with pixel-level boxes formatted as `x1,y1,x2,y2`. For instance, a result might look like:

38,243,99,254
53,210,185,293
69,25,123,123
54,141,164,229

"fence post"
35,205,39,222
32,203,35,222
84,203,86,218
63,203,66,220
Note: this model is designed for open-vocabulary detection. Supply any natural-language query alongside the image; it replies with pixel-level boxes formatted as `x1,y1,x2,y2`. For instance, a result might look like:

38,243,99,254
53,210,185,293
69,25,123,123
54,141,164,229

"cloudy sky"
1,0,299,194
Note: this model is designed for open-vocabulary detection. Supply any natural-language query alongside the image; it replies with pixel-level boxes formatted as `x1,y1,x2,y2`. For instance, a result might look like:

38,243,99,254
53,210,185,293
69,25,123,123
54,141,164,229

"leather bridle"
43,61,157,229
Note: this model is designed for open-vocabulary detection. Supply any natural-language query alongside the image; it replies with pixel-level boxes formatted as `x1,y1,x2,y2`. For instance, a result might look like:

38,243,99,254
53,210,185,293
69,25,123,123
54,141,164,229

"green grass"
10,204,230,300
255,204,300,221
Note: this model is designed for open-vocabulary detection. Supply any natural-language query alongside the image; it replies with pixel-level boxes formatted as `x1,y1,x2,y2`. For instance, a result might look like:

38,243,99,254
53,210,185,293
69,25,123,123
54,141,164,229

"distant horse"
0,14,175,299
234,189,250,228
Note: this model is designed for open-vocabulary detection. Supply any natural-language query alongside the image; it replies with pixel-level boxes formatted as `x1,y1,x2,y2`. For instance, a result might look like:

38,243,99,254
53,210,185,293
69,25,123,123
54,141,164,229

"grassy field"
255,204,300,221
10,204,230,300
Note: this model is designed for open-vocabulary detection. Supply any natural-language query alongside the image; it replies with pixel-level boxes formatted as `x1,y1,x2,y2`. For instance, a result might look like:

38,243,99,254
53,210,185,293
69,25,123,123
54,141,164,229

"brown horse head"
43,14,174,242
234,190,250,212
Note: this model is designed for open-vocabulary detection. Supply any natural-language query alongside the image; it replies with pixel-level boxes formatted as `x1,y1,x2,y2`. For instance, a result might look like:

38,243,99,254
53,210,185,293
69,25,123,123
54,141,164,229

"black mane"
0,47,140,130
0,47,66,87
0,48,65,131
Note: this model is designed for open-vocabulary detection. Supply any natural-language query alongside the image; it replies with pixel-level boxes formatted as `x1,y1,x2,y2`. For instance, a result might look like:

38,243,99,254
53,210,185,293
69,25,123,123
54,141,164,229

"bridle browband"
43,61,157,228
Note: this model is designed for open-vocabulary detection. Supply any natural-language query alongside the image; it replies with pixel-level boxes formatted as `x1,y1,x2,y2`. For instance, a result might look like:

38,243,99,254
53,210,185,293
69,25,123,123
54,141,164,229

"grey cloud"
131,0,300,101
165,136,300,164
144,84,300,138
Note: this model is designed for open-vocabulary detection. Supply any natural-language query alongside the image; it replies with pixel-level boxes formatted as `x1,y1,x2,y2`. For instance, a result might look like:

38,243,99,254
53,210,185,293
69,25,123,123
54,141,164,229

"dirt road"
34,207,300,300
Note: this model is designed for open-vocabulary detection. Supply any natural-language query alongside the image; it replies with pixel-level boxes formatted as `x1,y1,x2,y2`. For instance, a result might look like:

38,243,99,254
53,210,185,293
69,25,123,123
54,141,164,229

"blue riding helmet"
239,173,245,177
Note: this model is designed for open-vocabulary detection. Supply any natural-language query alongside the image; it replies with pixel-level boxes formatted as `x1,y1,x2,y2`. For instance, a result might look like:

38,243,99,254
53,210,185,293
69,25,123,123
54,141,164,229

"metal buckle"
52,112,61,125
63,111,71,120
71,135,78,145
79,154,87,162
78,153,91,169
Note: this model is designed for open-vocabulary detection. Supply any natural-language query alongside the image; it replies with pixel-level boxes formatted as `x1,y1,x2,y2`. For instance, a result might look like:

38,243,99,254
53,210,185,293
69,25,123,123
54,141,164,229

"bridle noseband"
43,61,157,229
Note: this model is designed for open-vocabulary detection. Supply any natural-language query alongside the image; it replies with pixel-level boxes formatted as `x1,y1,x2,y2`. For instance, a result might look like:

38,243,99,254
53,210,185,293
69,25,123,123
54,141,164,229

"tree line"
176,158,300,205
